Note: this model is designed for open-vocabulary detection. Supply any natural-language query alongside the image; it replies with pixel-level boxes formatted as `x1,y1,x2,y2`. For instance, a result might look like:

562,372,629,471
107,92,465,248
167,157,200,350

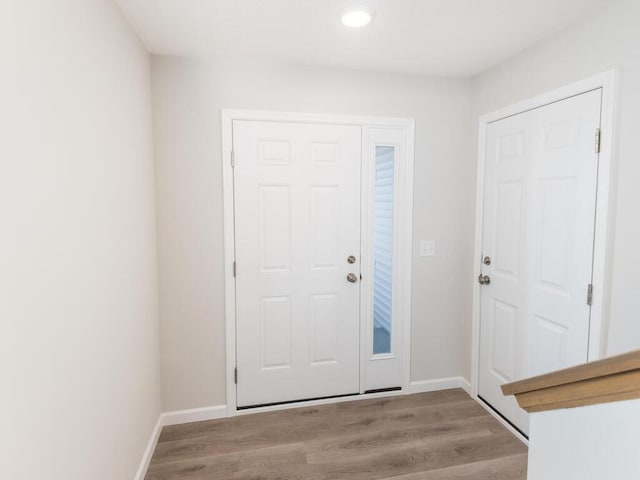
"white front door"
478,89,602,434
233,120,362,408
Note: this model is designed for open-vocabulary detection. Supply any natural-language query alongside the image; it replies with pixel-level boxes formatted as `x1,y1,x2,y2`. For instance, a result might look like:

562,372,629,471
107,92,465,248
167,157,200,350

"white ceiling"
114,0,610,77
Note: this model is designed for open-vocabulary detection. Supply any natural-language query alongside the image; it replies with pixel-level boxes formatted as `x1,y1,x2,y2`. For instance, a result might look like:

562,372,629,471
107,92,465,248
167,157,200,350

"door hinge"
234,367,238,384
587,284,593,306
230,150,236,168
595,128,601,154
233,261,236,278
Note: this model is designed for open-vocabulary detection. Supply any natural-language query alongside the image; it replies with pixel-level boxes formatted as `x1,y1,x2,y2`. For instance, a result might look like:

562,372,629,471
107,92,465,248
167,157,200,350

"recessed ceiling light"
340,5,375,28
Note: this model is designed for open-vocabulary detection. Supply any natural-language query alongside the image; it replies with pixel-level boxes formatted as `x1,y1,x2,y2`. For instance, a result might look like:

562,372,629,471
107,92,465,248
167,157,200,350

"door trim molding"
221,109,415,416
471,69,618,399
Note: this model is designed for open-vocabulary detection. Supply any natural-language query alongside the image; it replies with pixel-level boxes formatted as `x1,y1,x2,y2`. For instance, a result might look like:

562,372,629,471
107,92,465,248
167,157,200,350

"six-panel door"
478,89,602,434
233,120,362,407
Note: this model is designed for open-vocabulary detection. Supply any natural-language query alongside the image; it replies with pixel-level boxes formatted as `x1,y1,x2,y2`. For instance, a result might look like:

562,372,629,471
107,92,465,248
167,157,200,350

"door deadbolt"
347,255,356,264
478,274,491,285
347,273,358,283
483,256,492,266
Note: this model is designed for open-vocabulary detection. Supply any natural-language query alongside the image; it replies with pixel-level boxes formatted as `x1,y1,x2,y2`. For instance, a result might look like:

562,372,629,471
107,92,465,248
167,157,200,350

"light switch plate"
420,240,435,257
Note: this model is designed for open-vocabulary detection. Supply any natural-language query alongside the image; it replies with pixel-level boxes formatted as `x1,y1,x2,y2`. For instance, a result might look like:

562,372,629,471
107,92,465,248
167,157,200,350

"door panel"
363,127,407,391
233,120,362,408
479,89,602,434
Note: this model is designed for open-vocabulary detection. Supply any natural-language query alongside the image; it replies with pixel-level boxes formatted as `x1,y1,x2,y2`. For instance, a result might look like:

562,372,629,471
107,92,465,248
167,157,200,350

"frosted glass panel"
373,146,394,355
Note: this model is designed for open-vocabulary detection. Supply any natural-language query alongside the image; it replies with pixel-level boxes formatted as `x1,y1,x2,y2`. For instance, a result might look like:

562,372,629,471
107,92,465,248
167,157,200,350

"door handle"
347,273,358,283
478,274,491,285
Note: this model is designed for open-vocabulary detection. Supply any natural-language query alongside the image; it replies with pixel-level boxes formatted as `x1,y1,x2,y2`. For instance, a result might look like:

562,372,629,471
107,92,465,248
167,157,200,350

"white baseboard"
459,377,472,395
134,405,228,479
134,416,162,480
409,377,472,395
160,404,228,426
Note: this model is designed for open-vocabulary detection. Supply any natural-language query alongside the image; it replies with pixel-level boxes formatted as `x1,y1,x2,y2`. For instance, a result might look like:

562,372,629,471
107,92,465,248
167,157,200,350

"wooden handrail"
501,349,640,413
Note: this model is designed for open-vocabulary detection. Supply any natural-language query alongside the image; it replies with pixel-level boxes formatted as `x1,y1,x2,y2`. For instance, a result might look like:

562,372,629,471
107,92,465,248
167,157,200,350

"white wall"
468,0,640,377
528,399,640,479
151,57,474,410
0,1,160,479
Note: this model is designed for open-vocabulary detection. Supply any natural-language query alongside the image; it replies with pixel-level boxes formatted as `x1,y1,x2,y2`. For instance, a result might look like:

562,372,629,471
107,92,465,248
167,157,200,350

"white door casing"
478,89,603,434
233,120,362,407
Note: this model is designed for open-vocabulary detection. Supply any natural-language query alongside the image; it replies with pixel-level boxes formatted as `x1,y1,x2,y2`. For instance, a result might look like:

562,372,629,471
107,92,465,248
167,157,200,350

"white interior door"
233,120,362,408
478,89,602,434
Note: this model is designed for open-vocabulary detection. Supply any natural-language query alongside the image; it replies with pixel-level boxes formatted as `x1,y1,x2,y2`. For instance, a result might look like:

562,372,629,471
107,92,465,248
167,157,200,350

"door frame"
221,109,415,416
471,70,618,404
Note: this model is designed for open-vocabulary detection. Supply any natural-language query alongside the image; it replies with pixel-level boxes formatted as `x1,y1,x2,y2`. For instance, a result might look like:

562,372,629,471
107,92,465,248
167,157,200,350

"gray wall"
467,0,640,378
151,57,475,410
1,0,161,478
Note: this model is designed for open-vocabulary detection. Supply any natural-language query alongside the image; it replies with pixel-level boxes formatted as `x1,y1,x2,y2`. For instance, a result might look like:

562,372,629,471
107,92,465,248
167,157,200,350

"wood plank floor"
146,389,527,480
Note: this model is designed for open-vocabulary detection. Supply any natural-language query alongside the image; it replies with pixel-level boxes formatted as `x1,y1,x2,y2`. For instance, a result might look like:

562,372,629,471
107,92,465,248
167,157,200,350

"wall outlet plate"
420,240,435,257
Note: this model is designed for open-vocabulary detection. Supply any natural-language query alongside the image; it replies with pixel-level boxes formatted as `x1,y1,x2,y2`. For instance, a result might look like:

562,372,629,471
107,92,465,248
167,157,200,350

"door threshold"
233,388,406,416
364,386,402,394
478,395,529,440
237,392,360,411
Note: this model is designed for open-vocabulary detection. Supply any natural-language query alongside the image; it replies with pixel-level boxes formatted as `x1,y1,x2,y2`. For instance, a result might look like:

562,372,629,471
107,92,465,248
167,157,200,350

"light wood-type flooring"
146,389,527,480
